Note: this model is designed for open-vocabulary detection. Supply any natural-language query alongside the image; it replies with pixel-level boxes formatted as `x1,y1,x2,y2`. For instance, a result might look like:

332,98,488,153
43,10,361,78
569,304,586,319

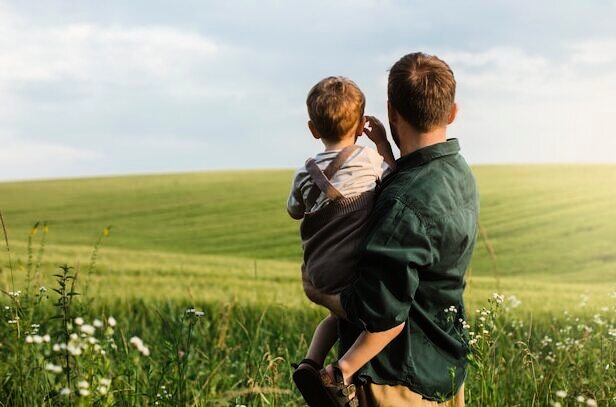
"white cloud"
0,10,218,85
570,39,616,65
438,45,616,162
0,135,103,180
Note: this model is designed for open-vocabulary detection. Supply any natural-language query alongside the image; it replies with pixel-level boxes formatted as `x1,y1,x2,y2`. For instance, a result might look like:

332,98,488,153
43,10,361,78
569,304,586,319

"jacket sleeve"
340,199,433,332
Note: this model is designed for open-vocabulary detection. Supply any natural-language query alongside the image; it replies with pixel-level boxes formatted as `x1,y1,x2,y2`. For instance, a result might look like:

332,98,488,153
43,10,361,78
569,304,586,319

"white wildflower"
492,293,504,304
576,396,585,402
93,319,103,328
98,385,108,395
586,399,597,406
60,387,71,396
33,335,43,344
100,378,111,386
130,336,150,356
43,334,51,343
45,363,63,374
67,342,82,356
129,336,144,348
74,317,84,326
78,380,89,388
25,335,33,344
506,295,521,308
107,316,116,327
79,388,90,396
80,324,95,335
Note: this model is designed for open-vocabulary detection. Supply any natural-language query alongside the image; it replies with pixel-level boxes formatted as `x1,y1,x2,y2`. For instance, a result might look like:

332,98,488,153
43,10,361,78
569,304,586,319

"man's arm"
363,115,396,171
303,275,406,385
336,323,405,384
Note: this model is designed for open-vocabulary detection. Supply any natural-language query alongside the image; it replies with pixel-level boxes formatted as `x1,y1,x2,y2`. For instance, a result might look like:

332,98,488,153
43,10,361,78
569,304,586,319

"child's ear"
447,103,458,125
308,121,321,140
355,116,367,136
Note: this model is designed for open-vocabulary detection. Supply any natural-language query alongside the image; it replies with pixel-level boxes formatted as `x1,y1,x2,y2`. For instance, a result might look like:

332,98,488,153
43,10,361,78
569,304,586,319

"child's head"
306,76,365,143
388,52,456,133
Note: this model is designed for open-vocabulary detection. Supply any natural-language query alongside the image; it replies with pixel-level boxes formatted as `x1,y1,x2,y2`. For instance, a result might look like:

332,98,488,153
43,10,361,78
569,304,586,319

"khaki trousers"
357,383,464,407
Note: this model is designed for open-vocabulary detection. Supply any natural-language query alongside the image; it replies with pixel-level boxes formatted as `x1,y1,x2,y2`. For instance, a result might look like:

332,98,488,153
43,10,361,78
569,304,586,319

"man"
303,52,479,406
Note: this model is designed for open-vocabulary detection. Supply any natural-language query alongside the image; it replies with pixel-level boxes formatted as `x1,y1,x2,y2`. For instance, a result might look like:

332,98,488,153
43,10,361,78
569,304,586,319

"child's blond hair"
306,76,365,141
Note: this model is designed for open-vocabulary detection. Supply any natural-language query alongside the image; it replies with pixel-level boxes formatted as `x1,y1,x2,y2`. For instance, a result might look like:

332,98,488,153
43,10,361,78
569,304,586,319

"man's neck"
398,127,447,156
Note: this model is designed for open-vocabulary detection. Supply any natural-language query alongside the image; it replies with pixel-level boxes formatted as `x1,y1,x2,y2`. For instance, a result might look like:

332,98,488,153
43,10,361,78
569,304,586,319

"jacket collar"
395,138,460,171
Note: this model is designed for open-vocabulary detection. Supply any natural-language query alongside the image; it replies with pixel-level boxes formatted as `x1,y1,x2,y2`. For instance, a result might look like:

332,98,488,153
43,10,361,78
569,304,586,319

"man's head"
388,53,457,140
306,76,366,144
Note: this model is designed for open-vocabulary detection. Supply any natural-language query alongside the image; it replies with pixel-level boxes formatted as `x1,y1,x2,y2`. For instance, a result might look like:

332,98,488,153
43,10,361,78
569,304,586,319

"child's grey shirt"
287,146,388,219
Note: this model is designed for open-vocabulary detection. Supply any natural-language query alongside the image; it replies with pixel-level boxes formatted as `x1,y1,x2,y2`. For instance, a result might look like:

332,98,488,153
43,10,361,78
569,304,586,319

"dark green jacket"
340,138,479,401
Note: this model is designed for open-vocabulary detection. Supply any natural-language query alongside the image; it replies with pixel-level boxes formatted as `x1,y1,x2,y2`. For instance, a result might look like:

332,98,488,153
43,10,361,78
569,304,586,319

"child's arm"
287,173,305,220
363,115,396,171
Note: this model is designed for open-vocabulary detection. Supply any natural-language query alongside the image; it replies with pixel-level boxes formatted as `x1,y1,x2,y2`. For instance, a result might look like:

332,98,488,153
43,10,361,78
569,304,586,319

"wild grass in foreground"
0,225,614,406
1,287,614,406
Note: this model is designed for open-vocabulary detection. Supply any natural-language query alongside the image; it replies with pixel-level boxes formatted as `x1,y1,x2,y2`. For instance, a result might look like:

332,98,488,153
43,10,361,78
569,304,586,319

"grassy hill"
1,165,615,312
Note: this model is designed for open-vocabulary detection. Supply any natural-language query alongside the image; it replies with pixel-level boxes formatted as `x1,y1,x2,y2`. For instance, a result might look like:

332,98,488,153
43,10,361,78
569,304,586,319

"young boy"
287,76,396,407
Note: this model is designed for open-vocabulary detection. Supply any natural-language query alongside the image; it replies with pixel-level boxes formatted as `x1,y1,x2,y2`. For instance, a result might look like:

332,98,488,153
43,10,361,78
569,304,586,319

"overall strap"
305,145,362,204
323,145,361,179
306,159,343,201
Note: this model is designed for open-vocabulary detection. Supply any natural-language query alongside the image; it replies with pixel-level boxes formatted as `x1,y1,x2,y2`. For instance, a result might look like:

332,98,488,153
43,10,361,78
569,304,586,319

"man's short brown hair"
388,52,456,133
306,76,365,141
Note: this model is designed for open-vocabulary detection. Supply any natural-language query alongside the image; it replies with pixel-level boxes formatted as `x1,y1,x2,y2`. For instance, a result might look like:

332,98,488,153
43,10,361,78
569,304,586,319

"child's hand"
363,116,388,145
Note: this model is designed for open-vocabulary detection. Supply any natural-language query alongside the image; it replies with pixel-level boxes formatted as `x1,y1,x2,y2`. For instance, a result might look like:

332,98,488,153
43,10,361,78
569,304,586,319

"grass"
1,165,615,405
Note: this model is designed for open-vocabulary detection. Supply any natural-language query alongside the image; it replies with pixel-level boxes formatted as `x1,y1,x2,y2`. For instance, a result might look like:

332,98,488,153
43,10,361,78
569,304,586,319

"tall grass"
1,221,614,406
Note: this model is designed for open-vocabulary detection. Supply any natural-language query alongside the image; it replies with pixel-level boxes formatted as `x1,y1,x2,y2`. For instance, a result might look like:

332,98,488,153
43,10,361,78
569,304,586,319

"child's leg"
304,313,339,367
328,322,405,384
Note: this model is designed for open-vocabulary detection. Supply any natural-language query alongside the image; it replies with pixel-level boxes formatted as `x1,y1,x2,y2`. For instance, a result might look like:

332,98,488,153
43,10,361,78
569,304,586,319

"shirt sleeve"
340,199,433,332
286,171,305,220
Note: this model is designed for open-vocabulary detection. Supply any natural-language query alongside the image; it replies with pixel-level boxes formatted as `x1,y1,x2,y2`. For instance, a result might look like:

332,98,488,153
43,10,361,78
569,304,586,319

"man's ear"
387,101,399,125
447,103,458,125
308,121,321,140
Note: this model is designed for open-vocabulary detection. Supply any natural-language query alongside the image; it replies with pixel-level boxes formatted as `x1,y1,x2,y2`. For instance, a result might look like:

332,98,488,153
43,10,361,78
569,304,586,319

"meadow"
1,165,615,406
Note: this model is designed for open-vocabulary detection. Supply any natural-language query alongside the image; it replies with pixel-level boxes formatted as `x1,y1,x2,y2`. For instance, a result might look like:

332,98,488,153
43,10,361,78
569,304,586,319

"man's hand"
362,115,388,145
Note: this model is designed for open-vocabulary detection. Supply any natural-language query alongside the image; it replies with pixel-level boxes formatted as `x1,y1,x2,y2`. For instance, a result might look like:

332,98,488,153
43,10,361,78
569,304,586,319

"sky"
0,0,615,181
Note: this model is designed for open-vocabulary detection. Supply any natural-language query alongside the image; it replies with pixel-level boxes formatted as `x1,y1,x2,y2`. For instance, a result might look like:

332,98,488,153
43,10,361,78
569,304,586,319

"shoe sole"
293,365,340,407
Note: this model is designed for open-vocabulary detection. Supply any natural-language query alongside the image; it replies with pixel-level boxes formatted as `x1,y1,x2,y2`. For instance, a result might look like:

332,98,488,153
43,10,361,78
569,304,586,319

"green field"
1,165,615,310
1,166,615,405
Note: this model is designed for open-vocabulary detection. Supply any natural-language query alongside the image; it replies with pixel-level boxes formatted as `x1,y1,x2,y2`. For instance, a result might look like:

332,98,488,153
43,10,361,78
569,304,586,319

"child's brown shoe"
293,360,358,407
